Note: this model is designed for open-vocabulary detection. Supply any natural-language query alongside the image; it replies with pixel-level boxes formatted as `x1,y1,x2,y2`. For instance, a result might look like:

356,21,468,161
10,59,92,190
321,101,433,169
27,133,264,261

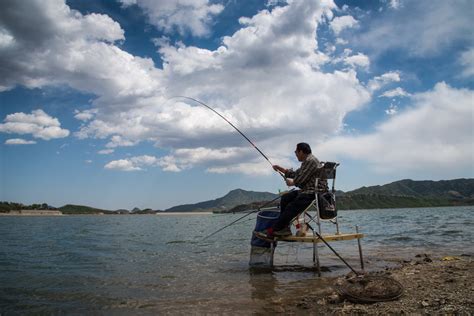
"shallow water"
0,206,472,313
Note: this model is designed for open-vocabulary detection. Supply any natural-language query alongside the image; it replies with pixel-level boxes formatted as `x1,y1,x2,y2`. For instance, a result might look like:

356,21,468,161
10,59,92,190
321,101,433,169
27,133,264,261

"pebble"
327,294,342,304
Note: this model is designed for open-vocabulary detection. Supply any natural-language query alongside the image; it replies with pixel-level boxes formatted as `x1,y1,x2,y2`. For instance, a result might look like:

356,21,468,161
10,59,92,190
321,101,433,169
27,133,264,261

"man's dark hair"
296,142,312,154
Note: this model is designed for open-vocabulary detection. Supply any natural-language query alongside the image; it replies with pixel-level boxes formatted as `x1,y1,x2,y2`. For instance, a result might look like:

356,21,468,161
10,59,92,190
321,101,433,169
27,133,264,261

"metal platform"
278,232,364,243
251,162,366,275
265,229,365,275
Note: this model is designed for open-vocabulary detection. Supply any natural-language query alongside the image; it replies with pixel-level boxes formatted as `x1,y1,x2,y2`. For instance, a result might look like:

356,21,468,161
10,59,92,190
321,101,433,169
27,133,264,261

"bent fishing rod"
169,96,285,180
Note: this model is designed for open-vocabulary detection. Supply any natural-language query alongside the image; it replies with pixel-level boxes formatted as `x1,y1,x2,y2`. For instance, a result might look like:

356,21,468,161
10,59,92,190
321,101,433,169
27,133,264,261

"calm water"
1,206,472,314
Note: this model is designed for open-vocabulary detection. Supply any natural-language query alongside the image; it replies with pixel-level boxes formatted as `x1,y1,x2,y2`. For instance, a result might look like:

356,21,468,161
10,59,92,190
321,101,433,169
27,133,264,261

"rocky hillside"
345,178,474,200
165,189,278,212
201,178,474,212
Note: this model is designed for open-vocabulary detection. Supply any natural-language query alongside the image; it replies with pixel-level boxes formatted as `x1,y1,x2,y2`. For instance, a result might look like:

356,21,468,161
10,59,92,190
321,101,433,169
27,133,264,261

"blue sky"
0,0,473,210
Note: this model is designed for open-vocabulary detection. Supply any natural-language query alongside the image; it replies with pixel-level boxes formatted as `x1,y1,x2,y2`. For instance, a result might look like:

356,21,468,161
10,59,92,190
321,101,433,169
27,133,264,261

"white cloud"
106,135,138,148
459,48,474,78
72,1,373,169
0,109,70,140
330,15,359,35
169,147,260,174
118,0,224,37
331,49,370,70
356,0,473,56
385,104,398,115
343,53,370,69
5,138,37,145
388,0,402,10
105,147,263,174
266,0,287,7
379,87,410,98
105,155,169,172
319,83,474,174
1,0,417,174
98,149,114,155
207,160,272,175
367,71,400,92
0,0,161,100
74,109,98,122
0,28,15,50
105,159,142,171
335,38,348,45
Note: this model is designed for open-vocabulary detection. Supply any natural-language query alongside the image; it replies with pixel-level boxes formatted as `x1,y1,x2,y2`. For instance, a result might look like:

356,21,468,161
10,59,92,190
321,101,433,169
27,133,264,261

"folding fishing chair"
258,162,364,273
293,161,340,237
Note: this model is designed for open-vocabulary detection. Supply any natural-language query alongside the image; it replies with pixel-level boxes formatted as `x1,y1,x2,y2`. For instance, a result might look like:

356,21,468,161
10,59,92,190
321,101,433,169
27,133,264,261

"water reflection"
0,206,472,313
249,268,278,301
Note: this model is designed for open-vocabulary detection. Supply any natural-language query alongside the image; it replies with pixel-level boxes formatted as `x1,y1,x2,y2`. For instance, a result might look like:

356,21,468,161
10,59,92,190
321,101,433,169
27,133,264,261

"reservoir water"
1,206,472,314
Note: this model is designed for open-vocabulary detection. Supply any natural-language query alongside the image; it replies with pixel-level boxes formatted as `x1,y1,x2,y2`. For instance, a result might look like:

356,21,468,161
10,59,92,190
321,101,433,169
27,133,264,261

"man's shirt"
284,154,323,194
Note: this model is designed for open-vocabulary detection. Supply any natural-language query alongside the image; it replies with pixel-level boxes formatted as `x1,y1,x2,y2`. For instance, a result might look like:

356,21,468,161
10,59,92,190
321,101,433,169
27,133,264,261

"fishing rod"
305,222,360,275
202,189,295,241
169,96,286,180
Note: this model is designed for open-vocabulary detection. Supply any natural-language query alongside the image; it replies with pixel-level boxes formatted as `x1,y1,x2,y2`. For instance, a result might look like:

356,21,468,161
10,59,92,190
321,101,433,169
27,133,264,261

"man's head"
295,142,311,161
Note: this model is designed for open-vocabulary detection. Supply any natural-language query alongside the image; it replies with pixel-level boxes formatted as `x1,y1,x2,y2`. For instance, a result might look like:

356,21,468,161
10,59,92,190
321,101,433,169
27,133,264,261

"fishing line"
201,190,294,240
169,96,285,180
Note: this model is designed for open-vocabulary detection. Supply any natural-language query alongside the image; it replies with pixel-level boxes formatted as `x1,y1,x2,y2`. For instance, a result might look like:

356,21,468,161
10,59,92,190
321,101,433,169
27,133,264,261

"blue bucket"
251,209,280,248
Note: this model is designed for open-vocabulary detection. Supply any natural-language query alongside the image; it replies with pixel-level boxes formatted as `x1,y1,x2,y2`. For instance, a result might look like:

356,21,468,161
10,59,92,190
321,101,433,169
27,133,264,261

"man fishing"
257,142,321,238
176,97,326,241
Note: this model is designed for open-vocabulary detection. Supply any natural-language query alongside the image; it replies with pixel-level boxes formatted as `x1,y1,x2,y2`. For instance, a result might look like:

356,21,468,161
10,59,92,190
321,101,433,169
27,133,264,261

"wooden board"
277,232,364,243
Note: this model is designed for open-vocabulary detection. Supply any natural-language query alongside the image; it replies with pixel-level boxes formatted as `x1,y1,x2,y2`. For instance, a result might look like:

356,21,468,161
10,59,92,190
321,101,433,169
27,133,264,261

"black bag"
318,192,337,219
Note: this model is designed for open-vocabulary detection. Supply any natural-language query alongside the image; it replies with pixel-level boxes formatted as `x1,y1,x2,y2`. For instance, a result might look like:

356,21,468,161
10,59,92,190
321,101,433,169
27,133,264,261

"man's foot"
254,229,275,242
273,227,292,237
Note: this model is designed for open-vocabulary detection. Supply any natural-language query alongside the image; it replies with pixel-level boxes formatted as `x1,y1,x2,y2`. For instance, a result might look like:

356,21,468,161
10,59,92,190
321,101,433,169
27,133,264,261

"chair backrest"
316,161,339,180
315,162,339,223
293,162,341,236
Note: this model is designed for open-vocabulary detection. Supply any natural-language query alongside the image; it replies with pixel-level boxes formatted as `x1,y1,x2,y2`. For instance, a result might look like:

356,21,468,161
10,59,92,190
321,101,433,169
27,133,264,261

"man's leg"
272,193,314,232
279,190,298,213
255,191,298,238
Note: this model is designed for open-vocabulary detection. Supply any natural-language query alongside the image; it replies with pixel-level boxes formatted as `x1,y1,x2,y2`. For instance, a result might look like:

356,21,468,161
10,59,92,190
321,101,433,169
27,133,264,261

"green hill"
346,178,474,199
335,194,469,210
3,179,472,214
334,178,474,210
165,189,278,212
208,178,474,212
59,204,114,215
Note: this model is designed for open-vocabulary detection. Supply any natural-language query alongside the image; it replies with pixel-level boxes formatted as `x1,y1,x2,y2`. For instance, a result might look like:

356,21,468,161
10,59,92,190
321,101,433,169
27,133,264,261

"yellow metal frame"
278,232,364,243
267,162,365,274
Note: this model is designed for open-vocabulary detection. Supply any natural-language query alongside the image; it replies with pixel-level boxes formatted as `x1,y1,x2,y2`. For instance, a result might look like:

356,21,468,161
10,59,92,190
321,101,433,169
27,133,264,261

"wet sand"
272,254,473,315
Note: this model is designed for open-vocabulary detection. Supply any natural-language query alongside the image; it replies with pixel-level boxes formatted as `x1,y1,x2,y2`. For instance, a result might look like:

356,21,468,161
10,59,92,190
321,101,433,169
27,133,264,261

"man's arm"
293,158,319,187
272,165,287,174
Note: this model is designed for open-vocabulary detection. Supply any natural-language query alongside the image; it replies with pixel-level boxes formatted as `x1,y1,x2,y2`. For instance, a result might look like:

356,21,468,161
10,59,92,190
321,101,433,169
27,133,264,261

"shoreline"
275,254,473,314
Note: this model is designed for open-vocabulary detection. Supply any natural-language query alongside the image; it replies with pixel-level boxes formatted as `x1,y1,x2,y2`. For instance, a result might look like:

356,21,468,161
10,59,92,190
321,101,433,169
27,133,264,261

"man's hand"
285,178,294,186
273,165,287,173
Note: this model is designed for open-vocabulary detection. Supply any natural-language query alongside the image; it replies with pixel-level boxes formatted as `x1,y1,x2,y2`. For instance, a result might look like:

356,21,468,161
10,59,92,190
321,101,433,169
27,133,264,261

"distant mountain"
3,179,472,215
334,178,474,210
345,178,474,199
59,204,114,214
165,189,278,212
178,178,473,213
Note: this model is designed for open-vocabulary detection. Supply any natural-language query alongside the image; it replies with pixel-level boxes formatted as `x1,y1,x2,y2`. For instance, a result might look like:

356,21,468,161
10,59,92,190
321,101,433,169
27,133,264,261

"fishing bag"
318,192,337,219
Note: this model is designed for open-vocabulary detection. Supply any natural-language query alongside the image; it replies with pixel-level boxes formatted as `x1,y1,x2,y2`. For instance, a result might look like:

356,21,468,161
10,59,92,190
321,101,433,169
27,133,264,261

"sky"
0,0,473,210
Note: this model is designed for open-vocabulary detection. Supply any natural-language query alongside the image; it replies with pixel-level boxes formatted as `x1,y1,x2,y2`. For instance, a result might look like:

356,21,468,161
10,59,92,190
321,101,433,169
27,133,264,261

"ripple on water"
0,206,472,313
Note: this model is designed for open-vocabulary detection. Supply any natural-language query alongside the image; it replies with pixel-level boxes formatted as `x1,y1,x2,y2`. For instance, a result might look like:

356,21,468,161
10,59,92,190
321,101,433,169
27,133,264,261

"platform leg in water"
313,231,321,276
356,225,365,272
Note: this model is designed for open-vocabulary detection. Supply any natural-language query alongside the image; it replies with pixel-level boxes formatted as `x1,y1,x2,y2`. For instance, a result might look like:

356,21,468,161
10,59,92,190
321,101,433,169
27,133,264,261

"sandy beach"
265,254,473,315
